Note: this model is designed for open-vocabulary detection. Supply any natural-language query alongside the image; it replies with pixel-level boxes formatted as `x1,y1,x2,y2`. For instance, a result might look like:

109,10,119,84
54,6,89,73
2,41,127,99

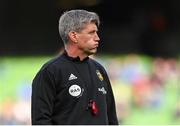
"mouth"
94,44,99,48
91,46,98,50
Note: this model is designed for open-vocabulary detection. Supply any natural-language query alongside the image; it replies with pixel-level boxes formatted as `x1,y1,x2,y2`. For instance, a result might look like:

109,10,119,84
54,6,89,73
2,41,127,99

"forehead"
81,22,98,31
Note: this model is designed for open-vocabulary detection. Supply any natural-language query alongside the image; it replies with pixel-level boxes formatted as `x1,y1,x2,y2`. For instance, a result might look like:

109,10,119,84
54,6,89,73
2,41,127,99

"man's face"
76,22,100,55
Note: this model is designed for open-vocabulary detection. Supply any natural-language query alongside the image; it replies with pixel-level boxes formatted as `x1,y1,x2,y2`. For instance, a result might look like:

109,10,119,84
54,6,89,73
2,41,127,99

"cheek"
82,38,92,46
78,36,93,48
85,41,94,48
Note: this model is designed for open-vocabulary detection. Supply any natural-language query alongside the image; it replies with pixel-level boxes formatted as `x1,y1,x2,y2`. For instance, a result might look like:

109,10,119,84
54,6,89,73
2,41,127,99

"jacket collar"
63,50,89,62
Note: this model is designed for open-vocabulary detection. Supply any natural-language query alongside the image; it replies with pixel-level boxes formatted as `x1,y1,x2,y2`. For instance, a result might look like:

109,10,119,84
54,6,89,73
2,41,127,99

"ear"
68,31,78,44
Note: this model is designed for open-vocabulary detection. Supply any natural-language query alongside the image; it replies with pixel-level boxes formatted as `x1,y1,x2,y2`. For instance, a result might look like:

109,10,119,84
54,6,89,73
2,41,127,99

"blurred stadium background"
1,0,180,124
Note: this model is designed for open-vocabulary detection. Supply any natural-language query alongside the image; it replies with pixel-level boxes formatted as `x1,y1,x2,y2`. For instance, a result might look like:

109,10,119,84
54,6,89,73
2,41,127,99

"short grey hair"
59,9,100,45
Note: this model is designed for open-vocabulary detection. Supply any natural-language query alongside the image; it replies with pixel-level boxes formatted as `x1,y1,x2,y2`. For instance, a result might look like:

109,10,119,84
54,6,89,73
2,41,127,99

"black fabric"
31,51,118,125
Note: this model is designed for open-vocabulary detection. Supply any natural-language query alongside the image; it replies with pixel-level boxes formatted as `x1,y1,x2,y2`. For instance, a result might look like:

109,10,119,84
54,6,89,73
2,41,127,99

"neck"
65,45,88,61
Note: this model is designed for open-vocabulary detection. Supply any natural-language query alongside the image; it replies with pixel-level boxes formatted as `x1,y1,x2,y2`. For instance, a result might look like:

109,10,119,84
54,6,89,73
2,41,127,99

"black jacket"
31,52,118,125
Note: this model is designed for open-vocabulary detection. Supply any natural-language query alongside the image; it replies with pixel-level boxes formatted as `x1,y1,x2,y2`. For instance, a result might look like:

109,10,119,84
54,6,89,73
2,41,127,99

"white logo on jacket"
68,73,77,80
69,84,82,97
98,87,107,94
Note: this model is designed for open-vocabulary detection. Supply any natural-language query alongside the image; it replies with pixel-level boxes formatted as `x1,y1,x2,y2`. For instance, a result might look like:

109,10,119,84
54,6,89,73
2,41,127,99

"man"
31,9,118,125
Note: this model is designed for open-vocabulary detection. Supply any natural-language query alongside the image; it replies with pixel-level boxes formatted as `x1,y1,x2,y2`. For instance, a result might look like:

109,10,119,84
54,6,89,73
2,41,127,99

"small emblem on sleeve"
96,70,104,81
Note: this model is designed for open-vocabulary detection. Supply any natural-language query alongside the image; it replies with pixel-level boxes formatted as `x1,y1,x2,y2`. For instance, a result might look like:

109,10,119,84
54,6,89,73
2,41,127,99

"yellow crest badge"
96,70,104,81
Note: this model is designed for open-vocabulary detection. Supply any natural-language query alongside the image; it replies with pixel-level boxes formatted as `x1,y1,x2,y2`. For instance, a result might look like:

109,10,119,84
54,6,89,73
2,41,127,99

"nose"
95,32,100,42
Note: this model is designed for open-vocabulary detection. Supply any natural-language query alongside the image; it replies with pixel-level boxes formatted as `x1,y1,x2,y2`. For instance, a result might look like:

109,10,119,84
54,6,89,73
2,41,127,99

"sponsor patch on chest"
68,84,83,97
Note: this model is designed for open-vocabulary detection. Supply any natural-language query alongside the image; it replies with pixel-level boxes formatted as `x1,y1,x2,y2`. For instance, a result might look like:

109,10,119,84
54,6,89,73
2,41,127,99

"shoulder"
89,57,103,67
33,54,67,83
89,58,107,74
38,54,67,74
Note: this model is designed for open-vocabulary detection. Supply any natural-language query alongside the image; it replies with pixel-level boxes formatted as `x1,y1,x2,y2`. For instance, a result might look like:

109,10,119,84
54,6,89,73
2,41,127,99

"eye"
89,30,98,35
